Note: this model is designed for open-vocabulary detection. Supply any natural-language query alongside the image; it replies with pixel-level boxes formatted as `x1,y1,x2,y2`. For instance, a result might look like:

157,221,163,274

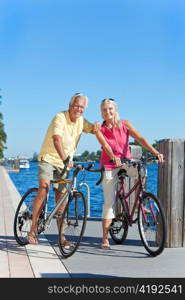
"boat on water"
19,159,30,168
18,155,30,169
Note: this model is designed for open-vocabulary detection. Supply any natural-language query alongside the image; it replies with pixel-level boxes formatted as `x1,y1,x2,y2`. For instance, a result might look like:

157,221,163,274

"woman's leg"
101,219,112,248
101,169,119,249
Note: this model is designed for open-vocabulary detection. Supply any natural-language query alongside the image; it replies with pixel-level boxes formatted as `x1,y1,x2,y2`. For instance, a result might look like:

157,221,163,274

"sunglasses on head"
101,98,115,103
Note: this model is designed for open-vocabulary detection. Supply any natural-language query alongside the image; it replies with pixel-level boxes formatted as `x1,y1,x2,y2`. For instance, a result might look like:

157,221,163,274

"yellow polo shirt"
38,111,94,168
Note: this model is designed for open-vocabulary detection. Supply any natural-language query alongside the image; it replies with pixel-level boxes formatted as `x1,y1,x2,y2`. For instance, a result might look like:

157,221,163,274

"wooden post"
158,139,185,247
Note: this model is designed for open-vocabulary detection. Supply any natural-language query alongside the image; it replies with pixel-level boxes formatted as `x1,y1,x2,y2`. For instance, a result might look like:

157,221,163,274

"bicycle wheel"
109,198,129,244
58,191,87,258
14,188,45,246
138,192,166,256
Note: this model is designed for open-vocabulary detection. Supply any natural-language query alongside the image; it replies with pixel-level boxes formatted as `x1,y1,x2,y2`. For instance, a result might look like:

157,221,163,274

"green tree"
81,150,89,161
152,140,160,152
89,151,96,160
81,150,89,157
32,152,38,161
0,92,7,158
96,150,101,161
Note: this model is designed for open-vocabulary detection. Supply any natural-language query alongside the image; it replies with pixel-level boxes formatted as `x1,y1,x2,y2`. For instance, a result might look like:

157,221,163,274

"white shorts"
102,168,120,219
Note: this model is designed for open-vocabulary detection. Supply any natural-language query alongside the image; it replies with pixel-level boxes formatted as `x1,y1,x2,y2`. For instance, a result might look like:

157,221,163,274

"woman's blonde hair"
101,98,121,127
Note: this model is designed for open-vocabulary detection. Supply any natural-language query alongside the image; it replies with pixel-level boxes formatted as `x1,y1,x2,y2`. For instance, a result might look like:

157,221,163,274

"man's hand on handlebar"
63,156,73,168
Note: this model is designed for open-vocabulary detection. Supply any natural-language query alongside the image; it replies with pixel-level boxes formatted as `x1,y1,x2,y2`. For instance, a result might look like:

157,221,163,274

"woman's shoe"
27,232,38,245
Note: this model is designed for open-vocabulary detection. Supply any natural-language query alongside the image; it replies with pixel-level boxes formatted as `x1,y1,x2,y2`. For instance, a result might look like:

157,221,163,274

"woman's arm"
125,120,164,162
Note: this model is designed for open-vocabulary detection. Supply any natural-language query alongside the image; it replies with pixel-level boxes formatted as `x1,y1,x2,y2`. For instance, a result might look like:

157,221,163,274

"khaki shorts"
38,160,69,193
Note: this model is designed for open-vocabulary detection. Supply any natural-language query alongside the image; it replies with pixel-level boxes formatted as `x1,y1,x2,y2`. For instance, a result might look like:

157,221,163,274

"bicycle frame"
41,161,101,228
43,176,77,229
117,169,148,226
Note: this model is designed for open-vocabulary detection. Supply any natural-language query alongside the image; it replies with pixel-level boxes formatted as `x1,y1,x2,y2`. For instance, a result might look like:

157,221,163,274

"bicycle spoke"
109,198,129,244
14,188,38,245
58,191,87,258
14,188,46,246
138,192,166,256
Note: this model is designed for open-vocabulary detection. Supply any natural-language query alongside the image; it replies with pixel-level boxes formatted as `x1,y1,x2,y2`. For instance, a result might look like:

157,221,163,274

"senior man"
28,93,96,245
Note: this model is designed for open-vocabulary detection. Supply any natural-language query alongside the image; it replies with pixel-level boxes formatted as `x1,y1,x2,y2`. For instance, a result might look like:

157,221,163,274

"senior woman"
95,98,164,249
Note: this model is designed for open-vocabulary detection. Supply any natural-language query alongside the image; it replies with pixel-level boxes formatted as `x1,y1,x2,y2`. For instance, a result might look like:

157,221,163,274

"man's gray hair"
69,93,89,108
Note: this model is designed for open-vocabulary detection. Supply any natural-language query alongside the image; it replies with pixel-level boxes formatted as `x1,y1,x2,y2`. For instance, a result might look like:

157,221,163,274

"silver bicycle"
13,162,104,258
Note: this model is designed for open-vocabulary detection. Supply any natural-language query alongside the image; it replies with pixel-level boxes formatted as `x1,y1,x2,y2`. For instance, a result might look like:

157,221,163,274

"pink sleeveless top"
100,120,132,170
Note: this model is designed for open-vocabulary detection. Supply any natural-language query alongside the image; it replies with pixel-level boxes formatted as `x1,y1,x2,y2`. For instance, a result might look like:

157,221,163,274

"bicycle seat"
117,169,127,178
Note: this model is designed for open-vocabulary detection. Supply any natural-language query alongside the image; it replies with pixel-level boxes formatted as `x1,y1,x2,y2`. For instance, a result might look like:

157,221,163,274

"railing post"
158,139,185,247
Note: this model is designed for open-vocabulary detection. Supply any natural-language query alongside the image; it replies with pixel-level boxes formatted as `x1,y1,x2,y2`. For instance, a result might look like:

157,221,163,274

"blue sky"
0,0,185,158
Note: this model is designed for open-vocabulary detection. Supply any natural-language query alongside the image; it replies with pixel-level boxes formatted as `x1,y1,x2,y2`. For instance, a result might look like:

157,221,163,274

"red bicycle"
109,158,166,256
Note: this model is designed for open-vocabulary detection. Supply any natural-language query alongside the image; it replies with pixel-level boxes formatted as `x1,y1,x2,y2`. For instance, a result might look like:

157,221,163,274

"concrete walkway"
0,166,70,278
1,166,185,278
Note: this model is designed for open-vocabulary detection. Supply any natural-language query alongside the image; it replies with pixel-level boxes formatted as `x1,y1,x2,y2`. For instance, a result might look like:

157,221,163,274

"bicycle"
13,162,104,258
108,157,167,256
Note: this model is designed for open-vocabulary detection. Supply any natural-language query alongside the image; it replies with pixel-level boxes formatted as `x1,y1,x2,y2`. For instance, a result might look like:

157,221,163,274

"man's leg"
55,190,74,247
55,190,67,232
28,179,50,244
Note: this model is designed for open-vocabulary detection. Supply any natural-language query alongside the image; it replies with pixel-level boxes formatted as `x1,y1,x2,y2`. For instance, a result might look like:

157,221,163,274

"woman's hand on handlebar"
112,156,122,167
156,153,164,163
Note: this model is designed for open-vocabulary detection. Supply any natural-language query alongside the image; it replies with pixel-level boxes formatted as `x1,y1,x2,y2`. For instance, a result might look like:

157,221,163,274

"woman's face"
101,102,116,121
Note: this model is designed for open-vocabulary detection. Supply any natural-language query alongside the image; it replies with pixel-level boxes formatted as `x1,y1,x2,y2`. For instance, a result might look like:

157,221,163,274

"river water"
9,161,158,217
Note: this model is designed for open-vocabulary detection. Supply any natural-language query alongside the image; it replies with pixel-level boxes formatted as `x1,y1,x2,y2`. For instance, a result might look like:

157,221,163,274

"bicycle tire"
109,198,129,244
138,192,166,256
58,191,87,258
14,188,45,246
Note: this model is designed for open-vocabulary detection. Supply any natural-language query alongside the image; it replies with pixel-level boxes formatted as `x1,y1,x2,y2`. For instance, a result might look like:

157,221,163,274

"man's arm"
52,135,67,161
83,119,97,134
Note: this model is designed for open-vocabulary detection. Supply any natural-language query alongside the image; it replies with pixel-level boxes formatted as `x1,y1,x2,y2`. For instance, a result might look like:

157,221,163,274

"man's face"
69,97,86,121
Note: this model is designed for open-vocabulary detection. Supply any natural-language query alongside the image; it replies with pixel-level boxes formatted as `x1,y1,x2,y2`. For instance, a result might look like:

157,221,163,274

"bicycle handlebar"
110,156,158,166
73,163,105,186
85,164,105,186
